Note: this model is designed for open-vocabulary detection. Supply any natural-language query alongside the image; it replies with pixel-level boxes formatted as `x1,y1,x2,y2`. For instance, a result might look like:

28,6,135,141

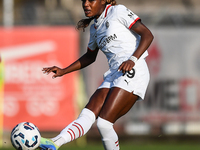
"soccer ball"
10,122,41,150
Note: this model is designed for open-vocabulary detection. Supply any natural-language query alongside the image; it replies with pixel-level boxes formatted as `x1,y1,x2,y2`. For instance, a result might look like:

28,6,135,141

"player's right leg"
38,108,95,150
38,137,59,150
38,88,109,150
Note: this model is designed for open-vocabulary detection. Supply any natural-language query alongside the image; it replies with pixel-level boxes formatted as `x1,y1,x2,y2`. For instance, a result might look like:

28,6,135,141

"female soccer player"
39,0,153,150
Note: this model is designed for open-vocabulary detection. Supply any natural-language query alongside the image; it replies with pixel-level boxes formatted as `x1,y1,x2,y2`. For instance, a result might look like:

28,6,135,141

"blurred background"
1,0,200,149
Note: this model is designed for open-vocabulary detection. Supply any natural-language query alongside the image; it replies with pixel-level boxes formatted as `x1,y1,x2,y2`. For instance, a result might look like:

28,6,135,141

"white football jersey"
88,4,148,70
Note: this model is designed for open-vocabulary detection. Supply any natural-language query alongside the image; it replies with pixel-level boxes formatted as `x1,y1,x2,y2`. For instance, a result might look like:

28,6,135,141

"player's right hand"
42,66,65,79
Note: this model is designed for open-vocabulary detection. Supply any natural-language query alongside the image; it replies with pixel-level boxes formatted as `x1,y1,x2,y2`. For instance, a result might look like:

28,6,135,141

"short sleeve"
116,5,140,29
88,24,98,51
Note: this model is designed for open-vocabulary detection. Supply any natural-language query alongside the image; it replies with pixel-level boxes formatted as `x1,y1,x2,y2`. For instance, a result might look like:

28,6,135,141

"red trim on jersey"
88,47,94,52
105,5,111,17
128,18,141,29
94,5,111,29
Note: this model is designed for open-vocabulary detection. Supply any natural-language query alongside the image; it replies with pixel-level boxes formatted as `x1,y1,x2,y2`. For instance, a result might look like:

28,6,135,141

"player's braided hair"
76,0,117,32
106,0,116,5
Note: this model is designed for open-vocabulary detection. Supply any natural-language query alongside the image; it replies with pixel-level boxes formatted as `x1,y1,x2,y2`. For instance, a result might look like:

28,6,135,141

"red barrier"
0,27,79,131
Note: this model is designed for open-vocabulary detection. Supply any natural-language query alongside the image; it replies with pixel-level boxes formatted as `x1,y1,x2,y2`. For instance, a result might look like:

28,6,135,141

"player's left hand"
118,60,135,73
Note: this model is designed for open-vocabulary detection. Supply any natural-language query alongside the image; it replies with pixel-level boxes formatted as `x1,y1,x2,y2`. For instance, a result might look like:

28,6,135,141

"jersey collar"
94,4,111,29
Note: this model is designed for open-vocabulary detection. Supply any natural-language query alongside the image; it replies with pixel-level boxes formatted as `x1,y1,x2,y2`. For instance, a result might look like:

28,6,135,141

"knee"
79,108,96,124
97,117,113,131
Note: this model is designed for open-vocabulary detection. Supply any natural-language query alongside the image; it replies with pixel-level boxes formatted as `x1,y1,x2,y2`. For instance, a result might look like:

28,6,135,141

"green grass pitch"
2,141,200,150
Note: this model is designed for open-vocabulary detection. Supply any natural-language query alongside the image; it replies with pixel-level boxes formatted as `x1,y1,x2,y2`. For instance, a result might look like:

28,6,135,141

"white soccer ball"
11,122,41,150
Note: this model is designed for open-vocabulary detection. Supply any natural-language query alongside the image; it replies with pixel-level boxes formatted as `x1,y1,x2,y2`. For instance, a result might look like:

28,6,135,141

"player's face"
81,0,106,19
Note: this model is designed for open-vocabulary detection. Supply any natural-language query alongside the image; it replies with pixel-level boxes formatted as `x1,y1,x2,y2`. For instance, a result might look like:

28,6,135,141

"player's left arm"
118,20,154,73
130,20,154,59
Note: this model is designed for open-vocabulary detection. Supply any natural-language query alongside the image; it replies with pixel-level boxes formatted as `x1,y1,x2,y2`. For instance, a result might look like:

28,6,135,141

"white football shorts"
98,58,150,101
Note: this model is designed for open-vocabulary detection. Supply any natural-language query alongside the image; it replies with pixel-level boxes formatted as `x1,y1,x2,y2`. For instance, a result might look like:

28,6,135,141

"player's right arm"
42,47,99,79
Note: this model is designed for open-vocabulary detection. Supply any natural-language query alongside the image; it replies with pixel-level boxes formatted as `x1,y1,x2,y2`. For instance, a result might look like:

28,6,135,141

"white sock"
97,117,120,150
51,108,96,147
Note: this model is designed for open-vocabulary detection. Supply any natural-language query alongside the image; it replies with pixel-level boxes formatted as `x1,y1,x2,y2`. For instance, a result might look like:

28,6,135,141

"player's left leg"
97,87,138,150
99,87,138,122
